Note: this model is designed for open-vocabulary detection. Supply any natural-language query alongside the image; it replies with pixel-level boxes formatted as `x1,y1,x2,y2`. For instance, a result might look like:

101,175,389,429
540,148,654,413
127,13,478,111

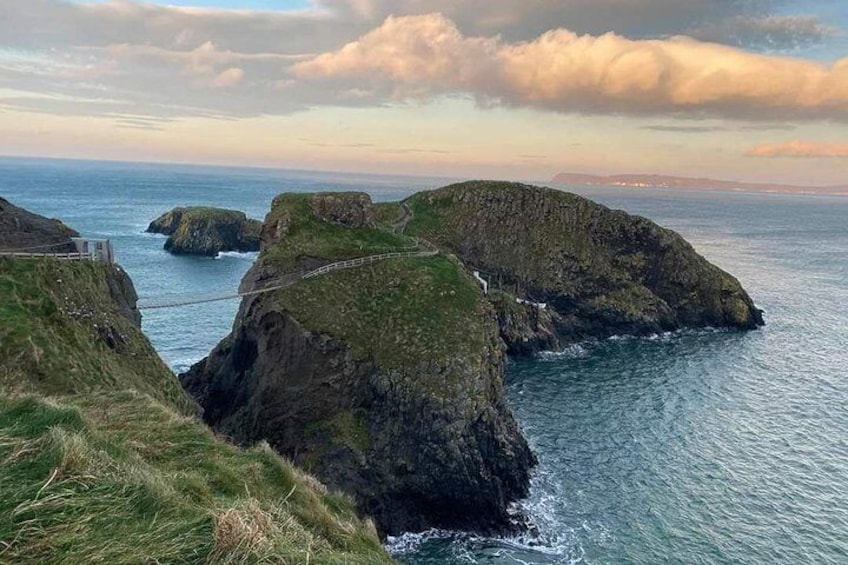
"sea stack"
147,207,262,256
181,191,537,536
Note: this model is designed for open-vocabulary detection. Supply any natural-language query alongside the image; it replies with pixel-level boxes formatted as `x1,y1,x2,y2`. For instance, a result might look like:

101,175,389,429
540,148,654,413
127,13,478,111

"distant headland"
551,172,848,196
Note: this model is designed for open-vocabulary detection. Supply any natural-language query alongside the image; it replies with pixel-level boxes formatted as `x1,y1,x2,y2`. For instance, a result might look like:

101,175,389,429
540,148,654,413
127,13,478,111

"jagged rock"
181,192,536,537
403,181,764,352
309,192,376,229
147,207,261,256
488,292,561,356
104,265,142,328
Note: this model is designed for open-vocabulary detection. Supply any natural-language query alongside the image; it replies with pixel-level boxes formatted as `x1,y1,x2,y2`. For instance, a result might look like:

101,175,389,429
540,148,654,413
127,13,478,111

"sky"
0,1,846,183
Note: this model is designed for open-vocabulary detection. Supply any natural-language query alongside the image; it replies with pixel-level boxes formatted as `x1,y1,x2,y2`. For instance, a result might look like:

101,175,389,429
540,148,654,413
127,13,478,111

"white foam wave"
538,344,591,360
384,529,454,555
215,251,259,261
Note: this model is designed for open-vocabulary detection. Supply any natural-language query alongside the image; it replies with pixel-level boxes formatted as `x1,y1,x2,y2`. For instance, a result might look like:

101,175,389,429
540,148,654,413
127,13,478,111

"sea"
2,156,846,565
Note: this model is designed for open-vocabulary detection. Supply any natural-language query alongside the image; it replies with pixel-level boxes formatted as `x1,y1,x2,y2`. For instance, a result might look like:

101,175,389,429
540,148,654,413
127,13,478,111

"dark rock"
104,265,142,328
308,192,377,229
147,207,261,256
488,292,561,356
182,290,535,537
0,197,78,253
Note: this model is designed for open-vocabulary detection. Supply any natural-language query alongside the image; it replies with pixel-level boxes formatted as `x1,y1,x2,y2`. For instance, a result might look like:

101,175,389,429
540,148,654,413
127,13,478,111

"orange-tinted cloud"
212,67,244,88
293,14,848,121
747,140,848,158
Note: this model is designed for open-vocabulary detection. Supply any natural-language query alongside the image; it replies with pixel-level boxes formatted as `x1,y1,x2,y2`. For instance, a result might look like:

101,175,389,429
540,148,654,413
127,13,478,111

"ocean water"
2,157,847,564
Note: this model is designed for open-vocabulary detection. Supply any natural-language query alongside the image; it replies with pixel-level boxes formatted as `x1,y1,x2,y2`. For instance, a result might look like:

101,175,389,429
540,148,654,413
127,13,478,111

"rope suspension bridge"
2,207,442,311
137,247,438,310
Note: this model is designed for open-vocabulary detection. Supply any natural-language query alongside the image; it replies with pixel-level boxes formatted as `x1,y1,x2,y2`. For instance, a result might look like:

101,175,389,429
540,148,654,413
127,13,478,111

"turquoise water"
2,157,847,564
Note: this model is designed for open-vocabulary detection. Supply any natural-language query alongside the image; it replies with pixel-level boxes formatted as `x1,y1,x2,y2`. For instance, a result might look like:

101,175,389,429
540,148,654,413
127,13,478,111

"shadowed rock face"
147,207,261,256
181,192,536,537
403,181,764,351
0,197,79,253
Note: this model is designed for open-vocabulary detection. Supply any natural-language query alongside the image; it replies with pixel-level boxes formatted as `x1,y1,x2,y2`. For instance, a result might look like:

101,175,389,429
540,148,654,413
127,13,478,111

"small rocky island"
147,207,261,256
181,182,764,538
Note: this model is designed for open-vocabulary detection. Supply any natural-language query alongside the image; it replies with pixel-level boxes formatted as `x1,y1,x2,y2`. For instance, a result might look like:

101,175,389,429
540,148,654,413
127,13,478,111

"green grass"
274,255,489,376
254,192,493,380
370,203,403,229
0,256,392,564
261,195,416,272
0,258,192,413
404,193,454,237
0,392,391,564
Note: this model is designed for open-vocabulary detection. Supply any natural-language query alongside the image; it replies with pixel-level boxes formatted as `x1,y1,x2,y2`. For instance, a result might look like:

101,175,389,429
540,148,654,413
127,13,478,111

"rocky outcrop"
488,292,561,356
181,192,536,537
309,192,376,228
404,181,764,352
147,207,261,256
0,197,78,252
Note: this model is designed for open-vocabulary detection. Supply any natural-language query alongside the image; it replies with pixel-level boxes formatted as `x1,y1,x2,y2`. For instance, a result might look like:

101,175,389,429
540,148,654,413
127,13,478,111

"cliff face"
147,207,261,256
0,196,79,252
403,181,764,349
182,192,536,537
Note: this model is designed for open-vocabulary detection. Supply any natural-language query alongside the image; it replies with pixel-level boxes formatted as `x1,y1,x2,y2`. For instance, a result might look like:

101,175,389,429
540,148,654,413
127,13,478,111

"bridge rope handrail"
138,247,439,310
0,251,86,261
0,239,75,253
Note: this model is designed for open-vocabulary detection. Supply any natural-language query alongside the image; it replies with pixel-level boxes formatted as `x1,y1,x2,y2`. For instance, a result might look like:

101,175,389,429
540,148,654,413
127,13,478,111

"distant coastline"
551,172,848,196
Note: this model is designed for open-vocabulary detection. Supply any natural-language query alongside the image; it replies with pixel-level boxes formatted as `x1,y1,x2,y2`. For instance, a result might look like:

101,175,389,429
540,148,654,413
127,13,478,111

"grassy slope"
0,392,389,564
0,258,191,412
261,194,490,375
0,257,392,564
275,257,488,374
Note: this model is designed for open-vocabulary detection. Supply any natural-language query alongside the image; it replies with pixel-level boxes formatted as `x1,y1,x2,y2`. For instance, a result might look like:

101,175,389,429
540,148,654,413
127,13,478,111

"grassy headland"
0,257,392,564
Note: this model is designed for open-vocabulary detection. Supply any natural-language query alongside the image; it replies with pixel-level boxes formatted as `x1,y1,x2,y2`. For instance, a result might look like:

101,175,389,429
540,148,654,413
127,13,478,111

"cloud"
642,123,796,133
319,0,832,48
747,140,848,158
0,1,841,121
642,125,732,133
293,14,848,121
212,67,244,88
